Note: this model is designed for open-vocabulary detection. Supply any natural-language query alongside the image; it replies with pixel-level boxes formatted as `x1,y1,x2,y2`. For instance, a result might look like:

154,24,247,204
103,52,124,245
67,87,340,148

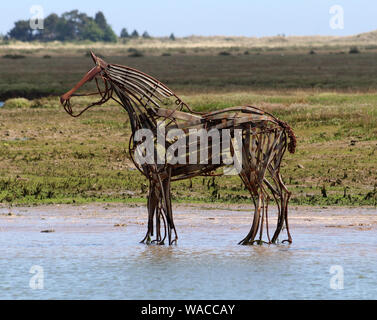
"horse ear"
90,51,97,64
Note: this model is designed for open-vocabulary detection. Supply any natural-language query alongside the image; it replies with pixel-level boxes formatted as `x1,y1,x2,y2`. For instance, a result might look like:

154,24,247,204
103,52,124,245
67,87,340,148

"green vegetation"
349,46,360,54
2,54,25,59
0,40,376,206
7,10,117,42
2,52,377,100
0,92,376,206
3,98,31,108
218,51,231,56
120,28,130,39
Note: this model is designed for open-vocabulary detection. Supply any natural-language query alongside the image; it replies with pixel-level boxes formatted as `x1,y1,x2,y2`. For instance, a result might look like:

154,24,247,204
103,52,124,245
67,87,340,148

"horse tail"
276,119,296,154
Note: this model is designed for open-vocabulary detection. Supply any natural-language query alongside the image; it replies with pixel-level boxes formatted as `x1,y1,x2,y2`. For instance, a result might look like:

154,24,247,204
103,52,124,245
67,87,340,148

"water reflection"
0,214,376,299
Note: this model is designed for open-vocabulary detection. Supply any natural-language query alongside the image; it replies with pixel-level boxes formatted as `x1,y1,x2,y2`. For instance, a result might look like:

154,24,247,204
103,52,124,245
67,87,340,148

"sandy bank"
0,203,376,235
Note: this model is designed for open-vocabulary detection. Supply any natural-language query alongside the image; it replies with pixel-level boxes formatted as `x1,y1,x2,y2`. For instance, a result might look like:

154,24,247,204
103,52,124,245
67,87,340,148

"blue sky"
1,0,376,37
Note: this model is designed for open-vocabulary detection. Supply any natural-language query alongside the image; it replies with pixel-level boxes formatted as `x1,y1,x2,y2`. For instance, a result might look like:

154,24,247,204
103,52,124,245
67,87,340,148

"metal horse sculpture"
60,52,296,245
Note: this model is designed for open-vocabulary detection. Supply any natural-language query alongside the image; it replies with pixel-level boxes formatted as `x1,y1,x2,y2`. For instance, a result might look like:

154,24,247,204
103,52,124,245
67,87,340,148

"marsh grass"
3,98,31,108
2,52,377,99
2,54,26,59
0,91,376,206
1,39,377,206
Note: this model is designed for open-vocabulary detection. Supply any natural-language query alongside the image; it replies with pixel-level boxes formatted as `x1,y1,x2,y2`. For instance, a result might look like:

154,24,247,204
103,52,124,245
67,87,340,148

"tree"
169,33,176,41
36,13,59,41
94,11,107,29
94,11,117,42
120,28,129,38
82,20,104,42
131,30,139,38
142,31,151,39
58,10,91,41
54,18,73,41
7,10,118,42
8,20,34,41
103,25,117,42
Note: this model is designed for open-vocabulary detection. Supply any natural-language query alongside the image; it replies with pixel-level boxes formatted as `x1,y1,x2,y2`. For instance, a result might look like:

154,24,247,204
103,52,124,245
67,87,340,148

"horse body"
60,52,296,245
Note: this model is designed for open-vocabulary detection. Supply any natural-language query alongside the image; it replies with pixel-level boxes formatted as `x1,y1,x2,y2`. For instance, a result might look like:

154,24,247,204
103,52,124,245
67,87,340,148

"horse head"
60,51,111,117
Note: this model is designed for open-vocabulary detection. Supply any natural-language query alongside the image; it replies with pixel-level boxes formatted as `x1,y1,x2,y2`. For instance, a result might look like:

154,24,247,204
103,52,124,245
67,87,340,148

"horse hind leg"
265,131,293,244
238,192,260,245
237,170,266,245
269,172,292,244
239,188,271,245
237,132,271,245
282,190,292,244
279,173,293,244
258,191,271,244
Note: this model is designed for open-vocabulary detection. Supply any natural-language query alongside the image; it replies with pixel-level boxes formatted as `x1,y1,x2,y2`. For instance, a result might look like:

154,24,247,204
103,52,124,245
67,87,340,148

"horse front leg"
158,167,178,245
140,181,159,244
165,168,178,245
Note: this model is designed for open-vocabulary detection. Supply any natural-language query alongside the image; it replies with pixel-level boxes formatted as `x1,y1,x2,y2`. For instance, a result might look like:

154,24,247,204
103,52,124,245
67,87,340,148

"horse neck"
107,63,192,118
113,85,157,134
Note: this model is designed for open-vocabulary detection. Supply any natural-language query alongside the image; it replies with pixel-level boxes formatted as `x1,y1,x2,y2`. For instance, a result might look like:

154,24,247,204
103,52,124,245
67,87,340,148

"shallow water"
0,101,4,107
0,205,376,299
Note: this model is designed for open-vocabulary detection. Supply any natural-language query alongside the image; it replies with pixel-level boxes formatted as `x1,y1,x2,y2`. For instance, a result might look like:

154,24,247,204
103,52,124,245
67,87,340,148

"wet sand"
1,203,376,237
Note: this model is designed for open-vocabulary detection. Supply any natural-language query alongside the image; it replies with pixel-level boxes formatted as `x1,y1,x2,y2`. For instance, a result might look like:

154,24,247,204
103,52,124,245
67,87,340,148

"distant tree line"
6,10,176,42
7,10,117,42
120,28,151,39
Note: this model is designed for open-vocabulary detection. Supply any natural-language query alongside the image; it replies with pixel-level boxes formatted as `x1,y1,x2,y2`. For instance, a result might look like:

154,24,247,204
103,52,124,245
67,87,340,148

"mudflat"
1,203,376,299
1,203,376,235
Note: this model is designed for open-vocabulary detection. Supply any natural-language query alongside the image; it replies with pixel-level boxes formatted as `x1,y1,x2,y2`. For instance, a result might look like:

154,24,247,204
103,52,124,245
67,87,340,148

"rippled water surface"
0,205,376,299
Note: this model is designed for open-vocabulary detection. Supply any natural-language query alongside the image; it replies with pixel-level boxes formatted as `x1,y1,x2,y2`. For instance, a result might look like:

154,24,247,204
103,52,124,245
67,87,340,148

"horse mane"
105,63,187,114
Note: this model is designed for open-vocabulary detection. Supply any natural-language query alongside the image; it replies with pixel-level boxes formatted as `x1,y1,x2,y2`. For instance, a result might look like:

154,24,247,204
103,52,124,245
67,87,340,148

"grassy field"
0,91,376,206
2,32,377,55
0,38,376,206
2,52,377,100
